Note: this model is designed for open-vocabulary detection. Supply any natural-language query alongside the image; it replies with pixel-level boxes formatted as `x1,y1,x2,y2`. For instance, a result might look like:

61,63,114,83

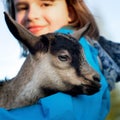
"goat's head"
4,12,101,96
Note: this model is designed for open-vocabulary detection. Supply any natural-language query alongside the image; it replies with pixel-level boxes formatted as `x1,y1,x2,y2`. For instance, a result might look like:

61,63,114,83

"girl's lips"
27,26,45,34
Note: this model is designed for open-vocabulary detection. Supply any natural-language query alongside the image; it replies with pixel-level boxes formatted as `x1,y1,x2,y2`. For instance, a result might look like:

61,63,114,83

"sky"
0,0,120,79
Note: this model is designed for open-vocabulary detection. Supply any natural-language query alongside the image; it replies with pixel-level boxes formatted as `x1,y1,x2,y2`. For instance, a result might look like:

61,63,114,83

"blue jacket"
0,29,110,120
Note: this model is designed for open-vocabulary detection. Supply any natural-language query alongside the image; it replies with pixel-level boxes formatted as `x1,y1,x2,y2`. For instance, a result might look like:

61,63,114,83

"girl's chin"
30,31,48,36
30,28,58,36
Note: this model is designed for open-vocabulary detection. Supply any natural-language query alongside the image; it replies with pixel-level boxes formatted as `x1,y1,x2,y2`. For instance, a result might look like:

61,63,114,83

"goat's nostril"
93,75,100,82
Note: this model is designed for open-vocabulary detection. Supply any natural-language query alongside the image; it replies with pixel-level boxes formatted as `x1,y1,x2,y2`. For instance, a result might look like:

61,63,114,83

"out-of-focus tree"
106,83,120,120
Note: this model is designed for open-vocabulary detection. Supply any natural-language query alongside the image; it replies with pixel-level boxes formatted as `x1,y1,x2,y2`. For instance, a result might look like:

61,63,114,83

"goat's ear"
4,12,40,53
71,23,90,40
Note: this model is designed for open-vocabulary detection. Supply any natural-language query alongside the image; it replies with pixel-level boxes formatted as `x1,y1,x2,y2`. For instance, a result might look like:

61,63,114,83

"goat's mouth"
72,74,101,95
80,80,101,95
64,79,101,96
82,75,101,95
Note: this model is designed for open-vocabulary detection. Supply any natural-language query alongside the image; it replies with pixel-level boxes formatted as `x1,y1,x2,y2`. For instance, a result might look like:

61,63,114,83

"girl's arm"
98,36,120,82
99,36,120,68
88,36,120,90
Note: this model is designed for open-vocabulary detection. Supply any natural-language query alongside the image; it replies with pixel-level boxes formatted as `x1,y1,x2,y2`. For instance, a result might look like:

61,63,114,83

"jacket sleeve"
98,36,120,82
99,36,120,67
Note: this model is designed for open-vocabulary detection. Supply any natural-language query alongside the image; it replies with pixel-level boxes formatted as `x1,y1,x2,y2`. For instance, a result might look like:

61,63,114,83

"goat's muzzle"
65,74,101,96
80,74,101,95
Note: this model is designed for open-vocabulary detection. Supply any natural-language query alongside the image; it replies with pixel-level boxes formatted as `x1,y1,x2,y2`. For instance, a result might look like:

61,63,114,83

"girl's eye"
16,5,28,12
41,2,53,7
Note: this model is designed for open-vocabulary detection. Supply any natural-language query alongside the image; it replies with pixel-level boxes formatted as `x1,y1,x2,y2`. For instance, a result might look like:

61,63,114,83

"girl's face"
14,0,72,36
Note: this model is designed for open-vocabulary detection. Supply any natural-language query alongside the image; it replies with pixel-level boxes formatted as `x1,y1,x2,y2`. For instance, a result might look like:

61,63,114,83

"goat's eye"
58,55,70,62
57,50,71,62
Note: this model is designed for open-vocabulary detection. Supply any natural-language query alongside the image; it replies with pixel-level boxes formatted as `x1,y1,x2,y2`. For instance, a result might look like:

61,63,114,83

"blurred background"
0,0,120,119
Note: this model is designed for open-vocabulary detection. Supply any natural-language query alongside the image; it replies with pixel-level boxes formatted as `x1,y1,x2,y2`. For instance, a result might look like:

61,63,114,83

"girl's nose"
27,3,42,21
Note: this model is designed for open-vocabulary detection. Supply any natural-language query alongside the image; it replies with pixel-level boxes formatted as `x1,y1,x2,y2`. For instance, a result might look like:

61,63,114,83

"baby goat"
0,12,101,110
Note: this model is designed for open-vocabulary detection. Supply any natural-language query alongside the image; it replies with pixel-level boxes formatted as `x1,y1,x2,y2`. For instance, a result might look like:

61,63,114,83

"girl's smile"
26,25,47,35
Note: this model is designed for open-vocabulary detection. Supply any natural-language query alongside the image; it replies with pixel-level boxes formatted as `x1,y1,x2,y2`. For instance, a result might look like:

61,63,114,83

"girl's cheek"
16,14,24,25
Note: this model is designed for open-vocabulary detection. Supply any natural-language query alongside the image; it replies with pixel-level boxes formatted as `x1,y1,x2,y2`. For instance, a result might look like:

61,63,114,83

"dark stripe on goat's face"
33,35,50,54
50,33,82,76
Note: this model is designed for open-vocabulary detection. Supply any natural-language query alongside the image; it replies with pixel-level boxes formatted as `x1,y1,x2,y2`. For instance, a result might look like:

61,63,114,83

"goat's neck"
15,55,37,84
0,54,44,95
